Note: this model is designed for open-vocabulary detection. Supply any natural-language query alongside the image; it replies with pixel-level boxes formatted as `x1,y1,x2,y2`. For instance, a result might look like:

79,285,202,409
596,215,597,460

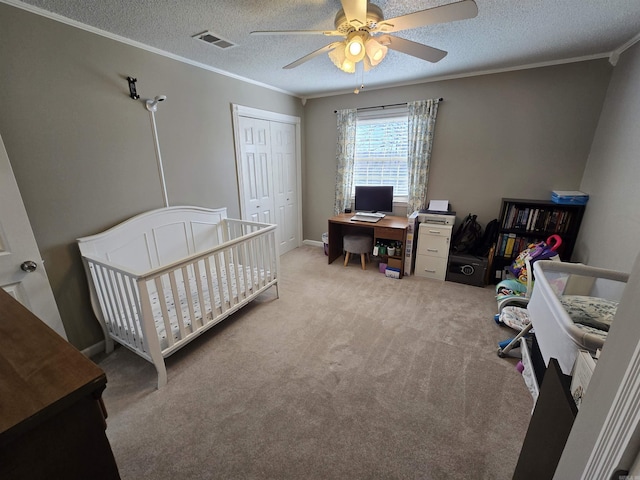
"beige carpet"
97,245,532,479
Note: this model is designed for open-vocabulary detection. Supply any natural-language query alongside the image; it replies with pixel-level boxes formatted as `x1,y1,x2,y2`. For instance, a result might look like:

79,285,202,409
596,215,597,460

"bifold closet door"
270,121,298,255
235,112,300,255
236,117,276,225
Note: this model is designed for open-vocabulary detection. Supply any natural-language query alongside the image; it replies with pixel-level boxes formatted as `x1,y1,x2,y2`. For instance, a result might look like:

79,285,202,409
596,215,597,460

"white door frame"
231,104,302,251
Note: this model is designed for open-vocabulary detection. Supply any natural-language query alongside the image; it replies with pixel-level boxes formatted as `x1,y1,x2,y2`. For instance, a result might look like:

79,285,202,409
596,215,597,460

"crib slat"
182,265,197,334
123,274,144,351
89,264,116,336
231,245,242,306
96,265,123,338
221,248,233,308
204,255,223,316
240,241,250,300
192,260,207,328
154,276,175,348
111,270,135,346
246,236,257,291
217,251,229,312
254,235,263,288
259,233,269,284
269,231,277,281
168,271,187,341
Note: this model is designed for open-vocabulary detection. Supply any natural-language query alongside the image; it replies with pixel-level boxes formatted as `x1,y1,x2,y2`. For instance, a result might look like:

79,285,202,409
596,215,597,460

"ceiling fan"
250,0,478,73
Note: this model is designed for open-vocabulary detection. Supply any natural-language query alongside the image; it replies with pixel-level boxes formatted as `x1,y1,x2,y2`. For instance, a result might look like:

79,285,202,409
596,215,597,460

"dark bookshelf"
492,198,586,282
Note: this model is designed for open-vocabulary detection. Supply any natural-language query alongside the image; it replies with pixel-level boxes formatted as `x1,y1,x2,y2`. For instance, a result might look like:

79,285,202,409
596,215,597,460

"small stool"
343,234,373,270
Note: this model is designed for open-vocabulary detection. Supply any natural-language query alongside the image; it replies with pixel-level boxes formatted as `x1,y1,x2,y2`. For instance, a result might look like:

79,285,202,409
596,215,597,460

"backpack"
472,218,499,257
451,214,483,254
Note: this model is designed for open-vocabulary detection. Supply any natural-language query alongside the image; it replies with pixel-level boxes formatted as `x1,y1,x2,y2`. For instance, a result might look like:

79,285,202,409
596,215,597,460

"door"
236,117,276,224
0,134,67,339
232,105,302,255
271,121,298,254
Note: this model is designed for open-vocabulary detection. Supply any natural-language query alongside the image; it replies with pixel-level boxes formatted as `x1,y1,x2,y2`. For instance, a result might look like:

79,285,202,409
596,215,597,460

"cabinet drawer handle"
427,248,439,252
428,230,441,234
425,269,436,273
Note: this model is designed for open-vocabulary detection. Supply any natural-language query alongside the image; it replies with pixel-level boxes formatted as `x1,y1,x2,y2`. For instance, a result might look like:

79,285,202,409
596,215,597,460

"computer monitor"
354,186,394,213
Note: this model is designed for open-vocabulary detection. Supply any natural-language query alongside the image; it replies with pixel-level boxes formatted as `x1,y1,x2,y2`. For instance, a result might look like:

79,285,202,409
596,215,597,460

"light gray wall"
303,60,612,244
0,3,302,350
555,41,640,478
573,42,640,271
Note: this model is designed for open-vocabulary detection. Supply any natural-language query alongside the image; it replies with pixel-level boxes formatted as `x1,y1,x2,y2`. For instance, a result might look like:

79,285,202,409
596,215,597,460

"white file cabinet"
415,223,453,280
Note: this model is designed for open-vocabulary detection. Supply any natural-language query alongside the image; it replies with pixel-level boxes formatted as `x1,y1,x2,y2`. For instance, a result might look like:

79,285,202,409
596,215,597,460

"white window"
353,107,409,201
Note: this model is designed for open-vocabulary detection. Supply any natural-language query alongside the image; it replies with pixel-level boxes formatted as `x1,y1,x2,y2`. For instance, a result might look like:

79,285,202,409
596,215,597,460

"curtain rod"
334,98,443,114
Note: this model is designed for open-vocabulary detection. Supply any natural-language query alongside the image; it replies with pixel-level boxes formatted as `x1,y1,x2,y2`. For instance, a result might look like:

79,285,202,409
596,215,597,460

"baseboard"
81,340,105,359
303,239,323,248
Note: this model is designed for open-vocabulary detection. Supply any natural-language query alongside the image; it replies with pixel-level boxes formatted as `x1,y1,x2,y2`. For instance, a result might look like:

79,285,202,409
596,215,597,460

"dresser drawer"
415,255,448,280
417,234,450,258
419,223,452,238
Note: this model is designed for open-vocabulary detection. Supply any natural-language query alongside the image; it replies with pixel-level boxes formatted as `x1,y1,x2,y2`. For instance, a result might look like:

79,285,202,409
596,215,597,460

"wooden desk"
0,288,120,480
328,213,409,276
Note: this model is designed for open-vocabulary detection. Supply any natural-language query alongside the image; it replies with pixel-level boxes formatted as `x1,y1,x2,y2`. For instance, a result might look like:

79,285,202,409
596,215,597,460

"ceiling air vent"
192,31,235,49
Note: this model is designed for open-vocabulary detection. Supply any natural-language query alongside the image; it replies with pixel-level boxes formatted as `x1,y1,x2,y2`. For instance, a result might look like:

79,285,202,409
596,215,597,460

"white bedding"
112,264,266,350
559,295,618,343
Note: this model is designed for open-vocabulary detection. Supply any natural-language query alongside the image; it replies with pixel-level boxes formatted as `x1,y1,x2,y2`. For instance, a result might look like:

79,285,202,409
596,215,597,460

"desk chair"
343,234,373,270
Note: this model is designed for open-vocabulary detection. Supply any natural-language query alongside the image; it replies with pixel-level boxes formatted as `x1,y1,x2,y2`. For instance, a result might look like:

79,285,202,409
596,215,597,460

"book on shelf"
504,233,517,257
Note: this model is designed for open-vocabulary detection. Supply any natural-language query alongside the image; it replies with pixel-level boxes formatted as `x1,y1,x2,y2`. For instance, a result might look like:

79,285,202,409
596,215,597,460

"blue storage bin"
551,190,589,205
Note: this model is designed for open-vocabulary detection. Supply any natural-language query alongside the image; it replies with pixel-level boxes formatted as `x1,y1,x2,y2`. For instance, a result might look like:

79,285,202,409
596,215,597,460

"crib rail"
81,219,278,384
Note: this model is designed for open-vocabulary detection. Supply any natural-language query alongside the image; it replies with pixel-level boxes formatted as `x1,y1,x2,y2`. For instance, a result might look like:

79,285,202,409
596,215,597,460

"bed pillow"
560,295,618,332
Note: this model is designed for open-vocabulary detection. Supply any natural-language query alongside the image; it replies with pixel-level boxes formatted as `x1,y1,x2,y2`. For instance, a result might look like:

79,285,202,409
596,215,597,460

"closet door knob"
21,260,38,273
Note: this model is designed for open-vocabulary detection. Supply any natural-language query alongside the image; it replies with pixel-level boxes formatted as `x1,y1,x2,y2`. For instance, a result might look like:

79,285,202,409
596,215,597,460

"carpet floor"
97,245,532,479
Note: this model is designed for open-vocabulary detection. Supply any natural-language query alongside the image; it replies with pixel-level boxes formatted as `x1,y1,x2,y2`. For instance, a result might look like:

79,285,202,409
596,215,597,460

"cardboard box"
387,257,402,270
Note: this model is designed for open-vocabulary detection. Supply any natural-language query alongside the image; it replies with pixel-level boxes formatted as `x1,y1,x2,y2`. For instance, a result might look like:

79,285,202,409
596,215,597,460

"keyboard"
355,212,386,218
351,215,381,223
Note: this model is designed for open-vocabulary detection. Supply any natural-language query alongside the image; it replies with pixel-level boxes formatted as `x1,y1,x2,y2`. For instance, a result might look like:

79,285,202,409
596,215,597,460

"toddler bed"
527,260,629,375
77,206,279,389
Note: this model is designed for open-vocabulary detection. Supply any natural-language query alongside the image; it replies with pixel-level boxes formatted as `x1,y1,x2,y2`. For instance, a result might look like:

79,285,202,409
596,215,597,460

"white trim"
305,53,613,99
303,240,323,248
1,0,297,97
81,340,106,359
610,32,640,66
582,339,640,479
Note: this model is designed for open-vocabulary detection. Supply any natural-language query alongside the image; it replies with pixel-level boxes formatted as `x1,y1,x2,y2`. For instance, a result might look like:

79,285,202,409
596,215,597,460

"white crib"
77,206,279,389
528,260,629,375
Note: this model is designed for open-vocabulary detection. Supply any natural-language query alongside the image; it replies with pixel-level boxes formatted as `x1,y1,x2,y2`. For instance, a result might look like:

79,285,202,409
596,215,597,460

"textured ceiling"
7,0,640,98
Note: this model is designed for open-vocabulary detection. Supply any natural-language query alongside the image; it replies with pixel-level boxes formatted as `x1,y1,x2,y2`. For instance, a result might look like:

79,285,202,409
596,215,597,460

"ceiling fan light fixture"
365,38,388,66
328,44,356,73
344,31,367,63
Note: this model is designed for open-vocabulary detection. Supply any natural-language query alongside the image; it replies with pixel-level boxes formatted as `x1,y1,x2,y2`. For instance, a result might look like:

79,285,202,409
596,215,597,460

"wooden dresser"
0,288,120,479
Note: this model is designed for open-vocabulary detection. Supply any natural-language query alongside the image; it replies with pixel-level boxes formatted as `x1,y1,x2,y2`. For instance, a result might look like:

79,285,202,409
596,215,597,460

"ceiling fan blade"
283,42,343,69
251,29,343,37
376,0,478,33
379,35,447,63
340,0,368,26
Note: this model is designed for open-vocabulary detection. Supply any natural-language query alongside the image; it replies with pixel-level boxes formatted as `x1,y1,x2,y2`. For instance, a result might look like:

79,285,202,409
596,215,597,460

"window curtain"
406,99,440,214
334,108,358,215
